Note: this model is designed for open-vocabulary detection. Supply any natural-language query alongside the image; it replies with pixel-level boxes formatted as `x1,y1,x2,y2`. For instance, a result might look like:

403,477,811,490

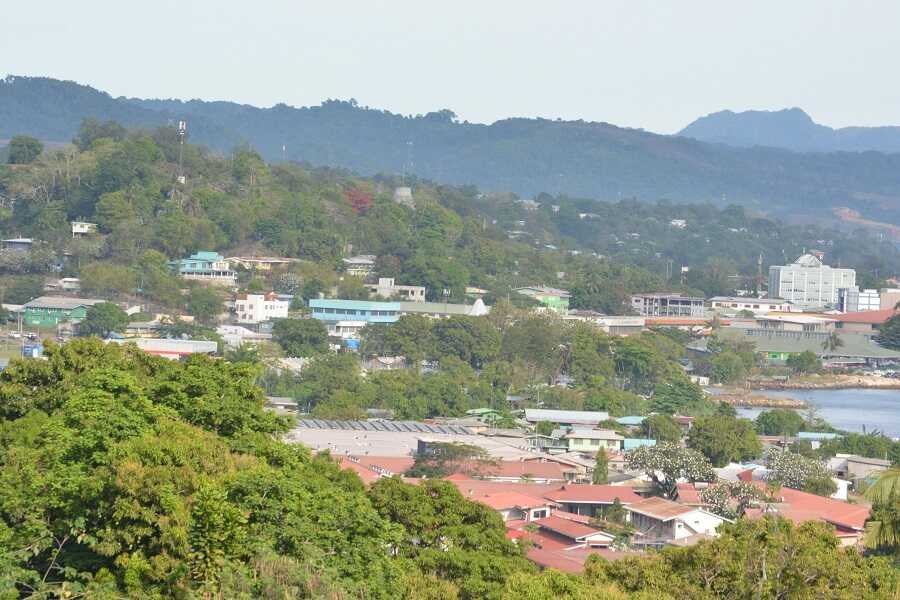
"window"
532,509,547,519
591,439,600,446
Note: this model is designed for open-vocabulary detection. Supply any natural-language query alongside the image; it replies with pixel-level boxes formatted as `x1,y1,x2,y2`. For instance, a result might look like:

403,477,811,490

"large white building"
768,254,856,309
234,292,290,324
365,278,426,302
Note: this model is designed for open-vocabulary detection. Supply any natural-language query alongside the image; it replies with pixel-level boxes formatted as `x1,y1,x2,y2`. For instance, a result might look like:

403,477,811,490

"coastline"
750,374,900,391
708,387,807,409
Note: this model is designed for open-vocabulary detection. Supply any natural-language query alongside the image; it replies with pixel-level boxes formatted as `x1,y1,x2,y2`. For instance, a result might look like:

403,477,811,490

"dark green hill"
4,75,900,224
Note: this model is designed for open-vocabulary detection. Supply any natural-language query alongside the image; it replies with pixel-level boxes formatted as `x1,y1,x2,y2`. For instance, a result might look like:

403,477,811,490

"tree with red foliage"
346,185,374,214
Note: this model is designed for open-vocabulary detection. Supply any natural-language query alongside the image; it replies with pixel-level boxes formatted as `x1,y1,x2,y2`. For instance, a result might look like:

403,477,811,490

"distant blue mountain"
679,108,900,154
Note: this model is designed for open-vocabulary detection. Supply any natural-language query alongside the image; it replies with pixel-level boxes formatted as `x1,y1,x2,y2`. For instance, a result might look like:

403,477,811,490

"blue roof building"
623,438,656,450
797,432,841,441
309,299,402,325
169,251,236,286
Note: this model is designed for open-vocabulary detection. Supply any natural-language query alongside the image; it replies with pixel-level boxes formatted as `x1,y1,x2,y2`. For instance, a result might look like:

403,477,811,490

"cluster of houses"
288,406,881,573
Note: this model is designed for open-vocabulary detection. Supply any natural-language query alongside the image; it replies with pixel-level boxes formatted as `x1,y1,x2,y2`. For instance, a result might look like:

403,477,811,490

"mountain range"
679,107,900,154
3,75,900,227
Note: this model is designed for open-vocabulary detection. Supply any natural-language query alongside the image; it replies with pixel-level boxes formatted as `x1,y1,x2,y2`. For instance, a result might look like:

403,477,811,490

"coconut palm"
865,469,900,549
822,331,844,354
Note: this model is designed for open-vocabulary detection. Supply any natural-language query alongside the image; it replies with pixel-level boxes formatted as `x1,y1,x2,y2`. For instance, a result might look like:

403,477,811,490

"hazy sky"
3,1,899,133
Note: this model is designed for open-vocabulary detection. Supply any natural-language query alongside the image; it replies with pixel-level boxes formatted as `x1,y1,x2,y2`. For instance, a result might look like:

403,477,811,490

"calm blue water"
735,389,900,437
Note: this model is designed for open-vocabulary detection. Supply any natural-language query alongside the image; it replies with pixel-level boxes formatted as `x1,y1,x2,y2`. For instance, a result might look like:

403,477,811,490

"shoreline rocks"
753,374,900,391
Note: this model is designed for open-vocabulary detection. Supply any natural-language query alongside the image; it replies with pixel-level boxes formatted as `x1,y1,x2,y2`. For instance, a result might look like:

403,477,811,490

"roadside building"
630,293,705,318
709,296,792,314
768,254,856,309
23,296,105,326
341,254,376,277
515,286,571,313
234,292,289,324
365,278,426,302
838,287,881,313
169,251,237,286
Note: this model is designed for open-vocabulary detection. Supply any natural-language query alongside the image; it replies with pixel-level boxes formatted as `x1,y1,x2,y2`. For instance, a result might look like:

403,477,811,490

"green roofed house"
169,251,237,287
23,296,106,326
515,286,571,313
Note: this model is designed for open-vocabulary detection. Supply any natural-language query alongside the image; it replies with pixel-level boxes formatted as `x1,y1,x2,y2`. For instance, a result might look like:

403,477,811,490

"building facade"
709,296,792,314
308,297,490,335
630,293,705,317
170,252,237,286
838,288,881,313
341,255,376,277
23,296,105,326
234,292,290,323
768,254,856,309
366,278,426,302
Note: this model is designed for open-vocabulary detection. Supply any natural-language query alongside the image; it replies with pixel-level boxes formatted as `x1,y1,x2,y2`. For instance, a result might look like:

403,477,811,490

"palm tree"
822,331,844,355
865,469,900,549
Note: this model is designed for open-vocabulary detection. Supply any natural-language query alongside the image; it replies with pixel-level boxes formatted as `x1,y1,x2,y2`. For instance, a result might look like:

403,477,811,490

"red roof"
834,308,898,325
526,547,634,573
478,492,551,511
338,457,381,484
544,484,642,504
676,483,704,505
533,515,613,542
748,482,870,531
352,456,415,474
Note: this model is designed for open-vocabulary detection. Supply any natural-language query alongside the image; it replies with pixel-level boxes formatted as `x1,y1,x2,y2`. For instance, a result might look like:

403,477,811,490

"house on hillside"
234,292,289,324
478,492,554,522
23,296,105,326
341,255,376,277
169,252,237,286
625,496,729,547
515,286,571,313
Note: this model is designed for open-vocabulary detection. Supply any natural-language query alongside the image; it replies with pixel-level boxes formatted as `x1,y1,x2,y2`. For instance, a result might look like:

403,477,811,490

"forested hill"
680,107,900,154
4,75,900,225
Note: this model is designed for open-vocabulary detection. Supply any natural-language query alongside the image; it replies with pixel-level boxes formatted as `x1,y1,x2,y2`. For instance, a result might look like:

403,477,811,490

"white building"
366,278,426,302
768,254,856,309
234,292,289,324
838,287,881,313
71,221,97,237
709,296,793,314
342,255,376,277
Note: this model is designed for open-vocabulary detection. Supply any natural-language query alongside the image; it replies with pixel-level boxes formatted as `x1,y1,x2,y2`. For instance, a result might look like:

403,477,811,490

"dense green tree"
877,314,900,350
6,135,43,164
710,351,747,384
405,442,498,479
272,318,329,357
186,286,224,324
686,415,762,467
432,316,501,369
76,301,129,338
786,350,821,374
593,449,609,484
79,261,137,297
755,408,805,437
650,378,707,415
640,414,682,443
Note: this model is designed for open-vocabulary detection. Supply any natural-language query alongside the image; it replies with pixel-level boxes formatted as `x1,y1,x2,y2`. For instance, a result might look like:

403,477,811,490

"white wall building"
625,497,728,545
709,296,792,314
234,292,289,324
366,278,426,302
768,254,856,309
838,288,881,313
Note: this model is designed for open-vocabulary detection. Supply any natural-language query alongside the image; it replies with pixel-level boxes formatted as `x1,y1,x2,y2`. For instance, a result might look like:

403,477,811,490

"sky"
3,1,899,133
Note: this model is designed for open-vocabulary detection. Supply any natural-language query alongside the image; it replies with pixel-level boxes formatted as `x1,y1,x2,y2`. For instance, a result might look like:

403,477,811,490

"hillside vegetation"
4,76,900,224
